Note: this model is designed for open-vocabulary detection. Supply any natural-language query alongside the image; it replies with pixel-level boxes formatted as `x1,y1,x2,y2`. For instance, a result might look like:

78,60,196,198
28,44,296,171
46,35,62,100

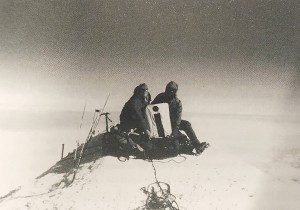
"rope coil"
141,182,179,210
139,159,180,210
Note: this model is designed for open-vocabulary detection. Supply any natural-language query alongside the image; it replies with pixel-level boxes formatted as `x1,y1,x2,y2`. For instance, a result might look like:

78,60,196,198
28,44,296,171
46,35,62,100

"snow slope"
1,142,299,210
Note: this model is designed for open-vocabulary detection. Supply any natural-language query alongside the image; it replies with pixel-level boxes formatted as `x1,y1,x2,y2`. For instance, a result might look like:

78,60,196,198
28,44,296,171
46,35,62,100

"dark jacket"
152,92,182,132
120,86,150,133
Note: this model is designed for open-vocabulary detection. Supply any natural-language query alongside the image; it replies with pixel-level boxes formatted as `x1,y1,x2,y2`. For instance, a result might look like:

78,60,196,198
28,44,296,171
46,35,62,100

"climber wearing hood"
152,81,208,154
120,83,151,137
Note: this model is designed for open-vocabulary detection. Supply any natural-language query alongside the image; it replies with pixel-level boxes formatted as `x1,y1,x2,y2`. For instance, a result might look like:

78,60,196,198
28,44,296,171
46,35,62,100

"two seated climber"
112,81,208,158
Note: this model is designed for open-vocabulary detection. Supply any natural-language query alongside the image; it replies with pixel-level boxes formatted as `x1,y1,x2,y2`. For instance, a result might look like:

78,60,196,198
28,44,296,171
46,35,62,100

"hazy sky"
1,0,299,115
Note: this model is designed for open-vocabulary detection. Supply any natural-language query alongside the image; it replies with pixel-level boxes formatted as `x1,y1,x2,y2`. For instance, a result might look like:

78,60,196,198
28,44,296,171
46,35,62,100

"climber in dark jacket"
120,83,151,137
152,81,208,154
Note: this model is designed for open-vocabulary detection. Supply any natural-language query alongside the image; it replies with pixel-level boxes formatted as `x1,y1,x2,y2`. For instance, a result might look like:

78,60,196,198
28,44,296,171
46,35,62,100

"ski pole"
71,94,110,183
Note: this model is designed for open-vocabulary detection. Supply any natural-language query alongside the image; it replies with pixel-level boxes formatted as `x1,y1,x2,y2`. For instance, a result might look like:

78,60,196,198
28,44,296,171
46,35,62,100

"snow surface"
1,113,300,210
1,143,300,210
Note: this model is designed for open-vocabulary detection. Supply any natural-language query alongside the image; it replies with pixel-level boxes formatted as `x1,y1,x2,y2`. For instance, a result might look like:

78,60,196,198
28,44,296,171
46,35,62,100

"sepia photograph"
0,0,299,209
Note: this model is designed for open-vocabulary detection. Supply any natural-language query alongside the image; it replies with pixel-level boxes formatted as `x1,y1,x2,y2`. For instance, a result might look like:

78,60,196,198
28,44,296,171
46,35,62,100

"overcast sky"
1,0,299,115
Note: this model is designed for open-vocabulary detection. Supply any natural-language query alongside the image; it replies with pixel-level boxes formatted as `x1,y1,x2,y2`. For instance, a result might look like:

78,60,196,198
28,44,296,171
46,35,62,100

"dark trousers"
179,120,201,147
